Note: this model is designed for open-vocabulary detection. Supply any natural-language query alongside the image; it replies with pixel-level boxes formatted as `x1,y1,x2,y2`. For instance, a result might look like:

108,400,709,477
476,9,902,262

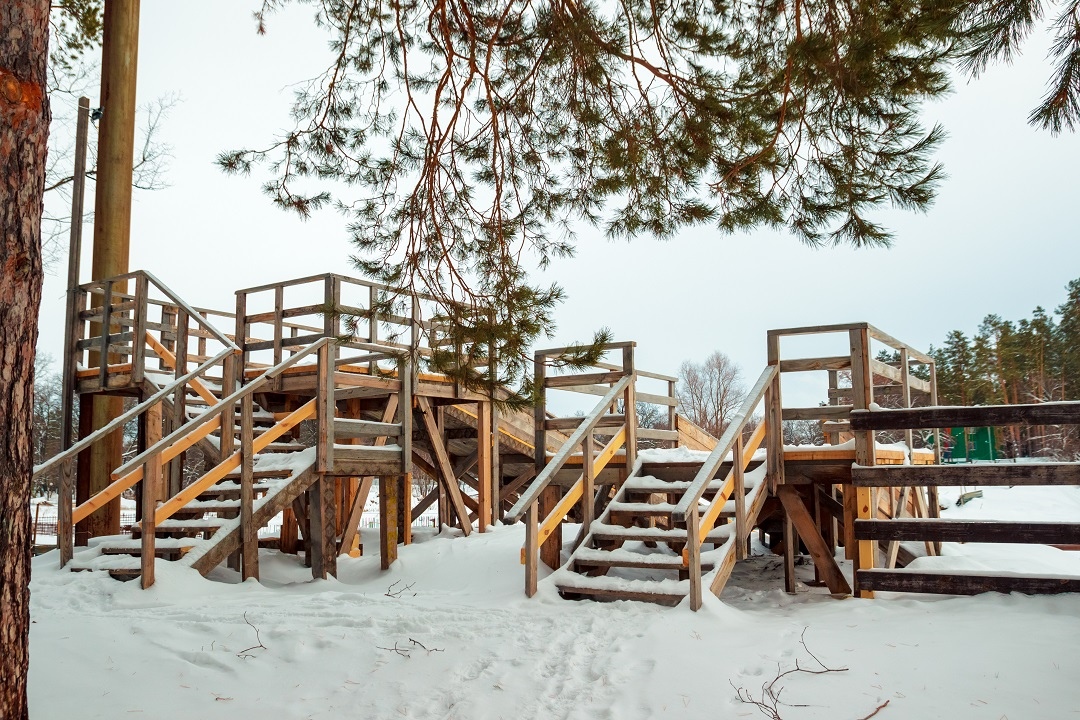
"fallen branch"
385,580,416,598
376,638,445,659
731,628,878,720
236,613,267,659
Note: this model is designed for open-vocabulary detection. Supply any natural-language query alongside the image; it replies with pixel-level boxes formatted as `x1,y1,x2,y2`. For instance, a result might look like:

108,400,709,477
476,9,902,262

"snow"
28,516,1080,720
27,457,1080,719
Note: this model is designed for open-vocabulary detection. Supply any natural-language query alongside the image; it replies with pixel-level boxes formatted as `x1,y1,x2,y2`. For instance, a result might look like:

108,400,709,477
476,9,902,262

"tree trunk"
0,2,50,718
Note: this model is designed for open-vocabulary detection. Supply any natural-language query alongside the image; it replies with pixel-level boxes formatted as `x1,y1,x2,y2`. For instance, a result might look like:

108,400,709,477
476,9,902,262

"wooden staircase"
553,458,770,606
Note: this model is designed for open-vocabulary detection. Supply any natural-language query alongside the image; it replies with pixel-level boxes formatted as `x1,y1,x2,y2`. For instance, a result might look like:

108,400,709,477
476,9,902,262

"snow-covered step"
553,571,690,606
571,546,717,572
590,521,734,544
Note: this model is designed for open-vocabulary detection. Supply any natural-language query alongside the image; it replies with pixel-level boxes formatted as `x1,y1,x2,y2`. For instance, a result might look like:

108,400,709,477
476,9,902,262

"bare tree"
676,352,746,438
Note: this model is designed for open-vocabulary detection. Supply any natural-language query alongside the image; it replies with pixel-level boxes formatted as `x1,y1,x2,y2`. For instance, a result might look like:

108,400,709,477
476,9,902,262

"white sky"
37,1,1080,410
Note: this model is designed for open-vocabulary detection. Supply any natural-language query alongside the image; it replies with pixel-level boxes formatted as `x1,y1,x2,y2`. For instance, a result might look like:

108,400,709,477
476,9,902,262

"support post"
622,344,637,471
849,327,876,598
687,507,702,610
476,401,492,532
379,476,399,570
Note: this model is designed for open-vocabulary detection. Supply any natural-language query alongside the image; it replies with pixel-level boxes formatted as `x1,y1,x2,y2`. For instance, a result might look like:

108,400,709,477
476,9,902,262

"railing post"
765,331,784,492
240,393,258,581
131,273,148,385
667,379,676,448
581,432,595,538
400,356,412,475
316,341,334,474
687,508,702,610
534,351,547,479
849,326,876,598
733,434,747,561
525,502,538,597
58,458,75,567
140,451,160,589
98,279,112,388
622,344,637,471
220,353,236,458
234,290,247,374
368,284,379,376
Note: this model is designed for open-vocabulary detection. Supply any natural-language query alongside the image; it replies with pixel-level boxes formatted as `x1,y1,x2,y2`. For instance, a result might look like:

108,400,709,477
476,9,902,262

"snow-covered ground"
28,483,1080,719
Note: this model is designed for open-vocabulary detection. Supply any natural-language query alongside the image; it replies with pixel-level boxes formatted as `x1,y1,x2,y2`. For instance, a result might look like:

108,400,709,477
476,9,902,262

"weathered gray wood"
545,414,626,431
687,507,702,611
850,402,1080,431
855,519,1080,544
732,434,747,562
782,405,853,421
765,333,784,492
140,450,161,589
333,419,402,439
778,356,851,373
544,370,626,389
622,344,637,472
852,463,1080,487
131,273,149,384
856,569,1080,596
58,458,75,566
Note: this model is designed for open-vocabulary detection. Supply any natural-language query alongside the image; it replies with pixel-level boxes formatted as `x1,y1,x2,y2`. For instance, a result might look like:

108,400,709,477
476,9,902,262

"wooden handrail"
506,374,633,523
32,347,235,480
155,399,316,524
689,421,765,551
113,337,334,479
524,427,627,556
671,365,777,523
850,401,1080,431
141,271,239,351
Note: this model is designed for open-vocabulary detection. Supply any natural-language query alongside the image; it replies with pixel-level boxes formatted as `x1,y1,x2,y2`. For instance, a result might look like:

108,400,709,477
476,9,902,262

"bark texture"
0,2,49,718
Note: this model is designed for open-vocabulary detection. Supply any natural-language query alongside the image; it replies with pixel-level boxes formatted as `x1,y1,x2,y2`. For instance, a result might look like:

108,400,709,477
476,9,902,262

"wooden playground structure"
33,270,1080,607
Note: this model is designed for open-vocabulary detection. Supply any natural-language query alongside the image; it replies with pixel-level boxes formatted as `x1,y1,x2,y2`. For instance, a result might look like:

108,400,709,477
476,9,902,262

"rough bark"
0,2,50,718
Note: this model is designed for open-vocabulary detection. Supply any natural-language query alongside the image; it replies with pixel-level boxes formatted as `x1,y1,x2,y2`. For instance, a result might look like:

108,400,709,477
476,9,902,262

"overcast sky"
37,2,1080,410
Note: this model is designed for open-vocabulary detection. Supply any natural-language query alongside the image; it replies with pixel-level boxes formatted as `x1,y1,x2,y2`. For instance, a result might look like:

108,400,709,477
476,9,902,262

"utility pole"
77,0,141,541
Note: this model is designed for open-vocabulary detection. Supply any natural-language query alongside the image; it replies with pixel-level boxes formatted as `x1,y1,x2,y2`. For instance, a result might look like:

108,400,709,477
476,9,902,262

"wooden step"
554,575,689,606
590,521,732,544
571,547,715,572
132,520,225,538
197,483,272,500
260,442,308,453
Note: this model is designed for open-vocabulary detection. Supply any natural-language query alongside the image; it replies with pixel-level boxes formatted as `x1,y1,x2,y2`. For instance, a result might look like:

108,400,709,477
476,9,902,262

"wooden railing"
672,366,776,610
849,401,1080,596
764,322,942,597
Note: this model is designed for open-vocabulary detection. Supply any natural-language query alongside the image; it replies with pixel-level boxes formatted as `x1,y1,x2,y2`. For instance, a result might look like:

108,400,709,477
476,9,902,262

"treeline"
929,278,1080,459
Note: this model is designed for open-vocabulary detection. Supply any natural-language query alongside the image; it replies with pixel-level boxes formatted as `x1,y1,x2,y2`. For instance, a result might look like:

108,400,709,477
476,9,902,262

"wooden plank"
850,401,1080,431
778,356,851,372
782,405,853,421
131,274,148,384
675,414,717,451
544,370,626,389
777,486,852,594
545,414,626,431
856,569,1080,596
865,326,934,364
334,419,402,439
416,396,472,535
339,476,373,557
769,322,868,338
852,463,1080,487
856,519,1080,544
